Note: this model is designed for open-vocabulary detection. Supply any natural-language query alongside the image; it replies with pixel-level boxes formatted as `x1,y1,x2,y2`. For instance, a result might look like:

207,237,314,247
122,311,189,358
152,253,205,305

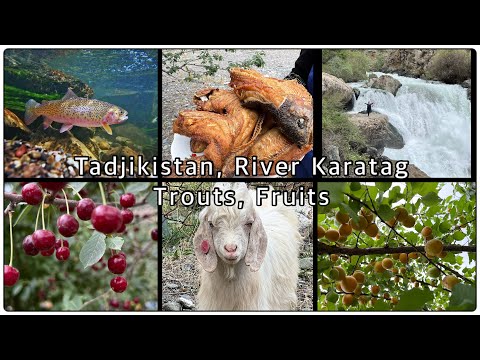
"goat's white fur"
196,184,301,310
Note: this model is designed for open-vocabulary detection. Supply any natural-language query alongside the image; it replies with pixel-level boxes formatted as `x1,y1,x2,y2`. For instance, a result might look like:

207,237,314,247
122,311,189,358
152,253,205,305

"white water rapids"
350,73,471,177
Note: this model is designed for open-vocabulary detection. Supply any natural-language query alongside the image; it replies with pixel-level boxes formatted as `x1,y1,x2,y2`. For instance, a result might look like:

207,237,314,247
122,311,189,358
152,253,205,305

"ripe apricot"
421,226,432,238
325,229,340,242
425,239,443,257
383,292,390,299
394,276,400,283
392,253,400,260
317,225,326,238
400,267,406,275
337,235,348,244
370,297,377,306
386,218,397,227
335,211,350,224
391,297,399,305
349,216,368,231
331,266,346,281
371,285,380,295
342,294,354,306
438,251,447,258
340,276,358,293
339,223,353,237
354,285,362,296
402,215,416,228
395,207,408,222
414,282,420,288
330,254,339,262
408,252,419,260
399,253,408,264
442,275,460,290
374,261,386,273
335,282,343,291
361,207,375,223
428,267,441,278
358,295,368,305
364,223,379,237
353,270,365,284
410,276,416,283
382,258,394,269
392,267,398,274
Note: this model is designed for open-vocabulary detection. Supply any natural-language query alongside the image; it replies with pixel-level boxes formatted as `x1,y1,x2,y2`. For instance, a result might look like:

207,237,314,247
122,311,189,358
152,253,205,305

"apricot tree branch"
318,242,476,255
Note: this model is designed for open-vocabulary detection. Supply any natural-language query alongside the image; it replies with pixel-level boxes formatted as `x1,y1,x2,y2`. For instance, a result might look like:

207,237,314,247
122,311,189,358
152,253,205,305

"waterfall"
350,73,471,178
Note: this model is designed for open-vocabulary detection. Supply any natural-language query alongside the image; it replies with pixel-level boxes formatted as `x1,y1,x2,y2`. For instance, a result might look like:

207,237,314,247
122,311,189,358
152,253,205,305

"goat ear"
193,216,217,272
245,210,268,272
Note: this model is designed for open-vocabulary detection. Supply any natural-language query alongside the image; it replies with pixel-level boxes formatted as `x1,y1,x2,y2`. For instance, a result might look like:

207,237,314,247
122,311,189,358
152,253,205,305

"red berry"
4,265,20,287
118,252,127,260
91,205,123,234
55,239,69,249
38,182,67,192
57,214,79,237
109,299,119,308
22,183,43,205
56,247,70,261
110,276,127,293
151,228,158,241
133,296,140,304
32,230,56,251
76,198,96,221
122,300,131,310
41,248,55,257
121,209,134,224
117,223,126,233
120,193,136,208
108,254,127,274
23,235,39,256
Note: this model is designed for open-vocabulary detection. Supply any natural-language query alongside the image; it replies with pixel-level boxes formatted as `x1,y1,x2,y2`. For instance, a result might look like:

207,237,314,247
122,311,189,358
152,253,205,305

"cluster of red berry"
5,182,158,296
109,296,142,311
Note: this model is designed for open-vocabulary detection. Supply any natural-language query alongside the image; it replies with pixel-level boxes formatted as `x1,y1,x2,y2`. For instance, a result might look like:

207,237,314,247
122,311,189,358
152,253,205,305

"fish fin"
24,99,41,125
59,123,74,133
102,123,113,135
62,88,79,100
43,117,54,130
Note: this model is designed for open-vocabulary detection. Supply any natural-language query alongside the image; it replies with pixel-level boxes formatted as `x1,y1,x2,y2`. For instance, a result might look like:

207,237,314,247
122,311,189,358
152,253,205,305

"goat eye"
245,222,253,227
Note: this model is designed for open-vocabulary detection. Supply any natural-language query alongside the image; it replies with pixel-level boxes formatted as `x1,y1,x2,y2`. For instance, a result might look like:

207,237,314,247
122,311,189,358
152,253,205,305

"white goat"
194,183,301,310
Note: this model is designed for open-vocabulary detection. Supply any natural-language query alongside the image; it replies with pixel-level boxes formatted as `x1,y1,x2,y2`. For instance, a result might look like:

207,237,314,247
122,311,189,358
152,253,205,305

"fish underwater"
24,88,128,135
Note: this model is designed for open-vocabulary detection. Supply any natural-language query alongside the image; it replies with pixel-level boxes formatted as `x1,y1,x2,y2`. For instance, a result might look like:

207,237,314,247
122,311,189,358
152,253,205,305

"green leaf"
373,300,391,311
126,182,151,194
13,205,32,227
106,236,124,250
64,295,85,311
439,221,451,233
146,190,158,209
453,231,466,240
377,204,395,221
443,252,456,264
68,182,88,196
80,231,106,268
412,182,438,196
396,288,434,310
414,223,423,233
422,192,442,206
448,284,476,311
377,182,392,192
318,259,333,272
317,183,348,209
350,182,361,191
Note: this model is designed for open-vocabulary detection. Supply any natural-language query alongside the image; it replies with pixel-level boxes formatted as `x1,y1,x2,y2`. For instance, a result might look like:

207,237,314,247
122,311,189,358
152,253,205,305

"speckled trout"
24,88,128,135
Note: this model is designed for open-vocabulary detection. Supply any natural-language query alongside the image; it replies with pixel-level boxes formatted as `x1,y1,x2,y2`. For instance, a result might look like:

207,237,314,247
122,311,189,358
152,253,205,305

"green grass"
322,97,367,161
4,84,59,111
322,50,372,82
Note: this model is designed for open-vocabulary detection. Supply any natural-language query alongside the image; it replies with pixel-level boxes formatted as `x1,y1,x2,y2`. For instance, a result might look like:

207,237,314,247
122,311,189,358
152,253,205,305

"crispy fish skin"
229,68,313,147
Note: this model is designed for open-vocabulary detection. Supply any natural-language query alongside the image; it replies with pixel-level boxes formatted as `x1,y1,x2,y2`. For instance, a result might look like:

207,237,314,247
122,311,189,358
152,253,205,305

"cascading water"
350,73,471,177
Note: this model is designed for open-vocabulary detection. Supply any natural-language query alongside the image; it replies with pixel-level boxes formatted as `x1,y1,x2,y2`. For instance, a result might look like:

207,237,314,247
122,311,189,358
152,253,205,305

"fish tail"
24,99,41,125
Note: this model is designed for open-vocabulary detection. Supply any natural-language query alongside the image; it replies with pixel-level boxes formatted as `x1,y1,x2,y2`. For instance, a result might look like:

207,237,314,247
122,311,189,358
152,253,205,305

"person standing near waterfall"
365,101,374,116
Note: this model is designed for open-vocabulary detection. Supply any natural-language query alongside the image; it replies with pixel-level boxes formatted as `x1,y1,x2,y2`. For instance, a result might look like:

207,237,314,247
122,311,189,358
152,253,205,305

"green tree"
162,49,266,81
318,182,476,311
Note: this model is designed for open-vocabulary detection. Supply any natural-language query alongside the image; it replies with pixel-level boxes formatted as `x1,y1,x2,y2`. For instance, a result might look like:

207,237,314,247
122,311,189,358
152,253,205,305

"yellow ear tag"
102,123,113,135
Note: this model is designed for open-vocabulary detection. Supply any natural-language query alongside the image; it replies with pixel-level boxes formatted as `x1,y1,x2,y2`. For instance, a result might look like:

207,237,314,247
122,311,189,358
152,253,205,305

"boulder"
348,113,405,150
323,144,341,162
370,75,402,96
379,49,436,78
462,79,471,100
322,72,354,109
4,108,31,133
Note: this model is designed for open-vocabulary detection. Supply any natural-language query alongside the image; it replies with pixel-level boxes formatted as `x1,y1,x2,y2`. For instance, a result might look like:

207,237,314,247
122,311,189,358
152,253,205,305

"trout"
24,88,128,135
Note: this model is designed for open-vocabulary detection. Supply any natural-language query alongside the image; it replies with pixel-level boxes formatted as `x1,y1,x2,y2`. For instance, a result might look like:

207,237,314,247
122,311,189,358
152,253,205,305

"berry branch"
318,242,476,255
3,192,100,213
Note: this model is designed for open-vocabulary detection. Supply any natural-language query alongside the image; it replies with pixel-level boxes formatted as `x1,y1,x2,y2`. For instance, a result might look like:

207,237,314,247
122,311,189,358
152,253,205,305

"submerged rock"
4,108,31,133
348,112,405,150
369,75,402,96
322,72,354,109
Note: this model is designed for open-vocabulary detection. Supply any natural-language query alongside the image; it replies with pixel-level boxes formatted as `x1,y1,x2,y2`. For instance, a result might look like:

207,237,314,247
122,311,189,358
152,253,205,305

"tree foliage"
318,182,476,311
162,49,266,81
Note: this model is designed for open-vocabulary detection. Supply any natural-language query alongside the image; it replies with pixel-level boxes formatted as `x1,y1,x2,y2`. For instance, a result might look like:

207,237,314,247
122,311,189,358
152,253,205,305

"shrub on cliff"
322,97,366,160
322,50,371,82
426,50,471,84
